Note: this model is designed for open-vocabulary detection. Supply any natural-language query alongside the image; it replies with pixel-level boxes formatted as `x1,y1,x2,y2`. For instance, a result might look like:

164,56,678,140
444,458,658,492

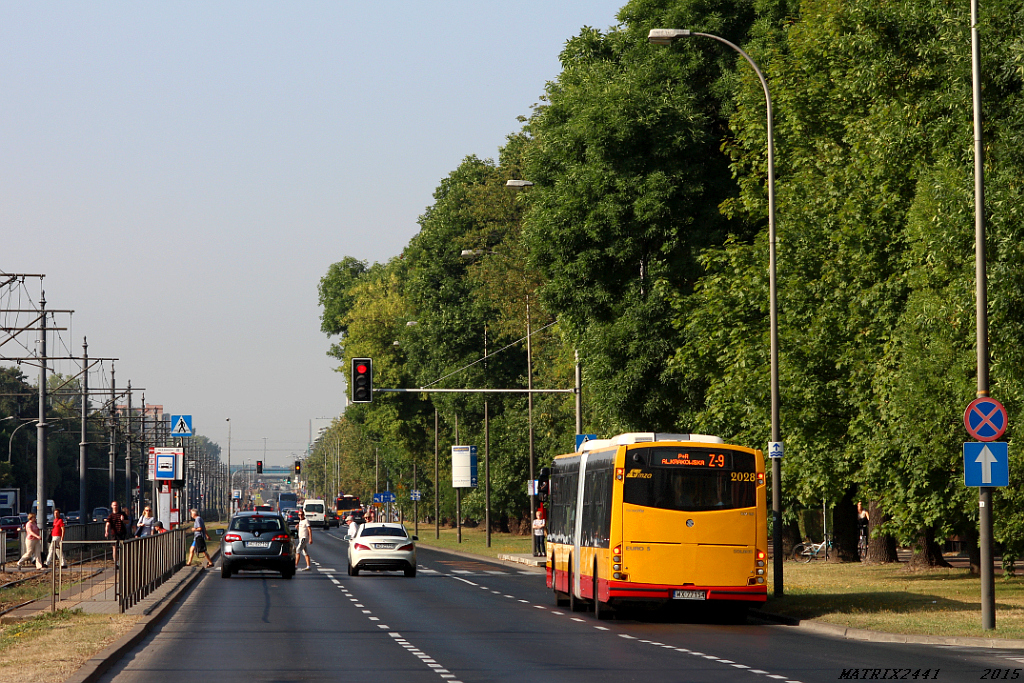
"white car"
347,523,417,577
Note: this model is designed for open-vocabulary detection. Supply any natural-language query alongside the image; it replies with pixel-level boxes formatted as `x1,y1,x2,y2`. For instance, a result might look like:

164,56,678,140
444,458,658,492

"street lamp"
648,28,782,596
225,418,232,513
7,419,35,463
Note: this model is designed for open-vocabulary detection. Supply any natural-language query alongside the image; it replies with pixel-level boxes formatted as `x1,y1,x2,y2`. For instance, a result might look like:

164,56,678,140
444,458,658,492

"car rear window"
230,516,285,532
304,504,324,513
359,526,408,538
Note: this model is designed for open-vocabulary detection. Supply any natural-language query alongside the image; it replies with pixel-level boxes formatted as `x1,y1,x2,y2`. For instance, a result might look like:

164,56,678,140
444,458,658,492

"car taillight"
354,543,370,551
397,543,414,552
224,533,242,542
272,534,290,543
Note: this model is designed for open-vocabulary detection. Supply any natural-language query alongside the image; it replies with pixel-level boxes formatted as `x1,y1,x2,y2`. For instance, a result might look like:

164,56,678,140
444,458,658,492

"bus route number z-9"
655,451,733,469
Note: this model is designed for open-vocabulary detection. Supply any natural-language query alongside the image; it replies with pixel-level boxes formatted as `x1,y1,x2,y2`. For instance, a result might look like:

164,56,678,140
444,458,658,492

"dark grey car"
220,511,294,579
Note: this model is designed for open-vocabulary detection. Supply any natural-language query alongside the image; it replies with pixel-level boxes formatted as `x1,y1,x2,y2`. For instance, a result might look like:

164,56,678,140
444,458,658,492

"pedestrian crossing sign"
170,415,193,437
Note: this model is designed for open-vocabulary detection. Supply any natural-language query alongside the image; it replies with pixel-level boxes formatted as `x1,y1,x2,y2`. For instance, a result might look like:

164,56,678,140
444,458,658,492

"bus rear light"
756,569,765,575
615,468,624,481
757,472,765,486
756,577,765,584
613,555,621,562
613,572,627,580
756,550,766,561
613,564,621,571
756,560,765,567
613,546,621,555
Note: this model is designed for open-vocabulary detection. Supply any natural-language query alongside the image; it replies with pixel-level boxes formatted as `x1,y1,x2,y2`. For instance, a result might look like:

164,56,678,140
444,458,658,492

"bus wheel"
593,569,609,620
568,560,583,613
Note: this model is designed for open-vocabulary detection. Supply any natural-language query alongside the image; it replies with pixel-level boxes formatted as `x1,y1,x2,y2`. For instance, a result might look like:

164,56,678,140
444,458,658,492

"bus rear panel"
547,435,767,612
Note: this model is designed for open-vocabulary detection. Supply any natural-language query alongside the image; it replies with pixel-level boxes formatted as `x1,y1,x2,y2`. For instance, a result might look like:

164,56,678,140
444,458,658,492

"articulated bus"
546,432,767,618
336,495,361,514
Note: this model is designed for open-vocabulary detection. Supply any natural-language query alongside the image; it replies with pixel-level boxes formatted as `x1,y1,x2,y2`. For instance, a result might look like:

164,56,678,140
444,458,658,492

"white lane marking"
518,599,529,603
619,634,636,639
750,670,769,674
450,576,478,586
551,611,564,615
484,570,506,574
504,595,514,598
362,610,372,613
452,570,472,574
388,631,461,682
732,664,750,669
369,617,379,621
377,624,390,629
595,626,609,631
571,618,585,622
320,568,336,572
533,605,545,609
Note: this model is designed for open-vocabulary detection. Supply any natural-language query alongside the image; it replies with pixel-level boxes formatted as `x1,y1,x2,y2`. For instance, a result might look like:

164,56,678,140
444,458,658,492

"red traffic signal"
351,357,373,403
256,460,263,474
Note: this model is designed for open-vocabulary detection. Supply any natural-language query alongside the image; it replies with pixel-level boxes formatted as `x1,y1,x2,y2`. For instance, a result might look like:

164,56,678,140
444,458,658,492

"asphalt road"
98,527,1022,683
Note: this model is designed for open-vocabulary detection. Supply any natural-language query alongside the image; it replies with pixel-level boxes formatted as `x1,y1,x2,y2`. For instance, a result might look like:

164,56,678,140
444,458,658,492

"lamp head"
648,28,691,45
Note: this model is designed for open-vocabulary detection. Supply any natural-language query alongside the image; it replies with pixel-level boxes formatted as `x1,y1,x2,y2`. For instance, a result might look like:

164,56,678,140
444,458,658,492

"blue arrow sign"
964,442,1009,487
373,492,396,504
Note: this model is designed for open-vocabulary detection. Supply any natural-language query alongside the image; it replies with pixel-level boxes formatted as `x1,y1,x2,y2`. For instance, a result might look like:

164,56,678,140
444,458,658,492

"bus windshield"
622,447,757,512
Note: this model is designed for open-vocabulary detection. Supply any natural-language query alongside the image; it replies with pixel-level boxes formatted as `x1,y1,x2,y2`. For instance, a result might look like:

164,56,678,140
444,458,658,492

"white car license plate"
245,541,271,548
374,543,395,549
673,590,706,600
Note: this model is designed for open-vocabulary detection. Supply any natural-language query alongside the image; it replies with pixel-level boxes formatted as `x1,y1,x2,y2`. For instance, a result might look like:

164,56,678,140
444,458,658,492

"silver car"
220,511,294,579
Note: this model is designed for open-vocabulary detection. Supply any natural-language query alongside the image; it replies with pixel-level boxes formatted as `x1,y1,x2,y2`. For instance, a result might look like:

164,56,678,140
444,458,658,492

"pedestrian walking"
135,506,156,538
295,510,312,571
347,514,358,540
186,509,214,568
16,513,44,570
153,521,168,534
104,501,130,565
45,508,67,569
532,509,546,557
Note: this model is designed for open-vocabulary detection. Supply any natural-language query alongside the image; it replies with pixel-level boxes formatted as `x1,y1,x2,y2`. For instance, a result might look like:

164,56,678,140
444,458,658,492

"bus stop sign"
964,397,1008,442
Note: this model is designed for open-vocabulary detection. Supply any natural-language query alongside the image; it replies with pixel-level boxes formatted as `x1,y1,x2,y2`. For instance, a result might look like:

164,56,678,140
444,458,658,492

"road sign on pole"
964,398,1007,442
170,415,193,437
964,442,1009,487
768,442,784,459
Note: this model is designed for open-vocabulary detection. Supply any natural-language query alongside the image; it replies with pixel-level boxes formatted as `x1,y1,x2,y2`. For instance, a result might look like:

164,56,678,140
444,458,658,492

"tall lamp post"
648,28,782,596
225,418,232,514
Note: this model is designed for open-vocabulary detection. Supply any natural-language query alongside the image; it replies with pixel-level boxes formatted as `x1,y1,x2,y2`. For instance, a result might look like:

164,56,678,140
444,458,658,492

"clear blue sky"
0,2,626,465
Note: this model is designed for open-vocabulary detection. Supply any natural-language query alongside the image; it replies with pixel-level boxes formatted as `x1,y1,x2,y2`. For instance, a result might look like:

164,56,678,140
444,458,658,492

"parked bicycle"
792,536,832,562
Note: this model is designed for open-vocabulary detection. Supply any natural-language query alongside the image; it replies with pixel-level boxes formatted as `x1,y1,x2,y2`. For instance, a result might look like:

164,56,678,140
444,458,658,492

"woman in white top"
136,506,156,537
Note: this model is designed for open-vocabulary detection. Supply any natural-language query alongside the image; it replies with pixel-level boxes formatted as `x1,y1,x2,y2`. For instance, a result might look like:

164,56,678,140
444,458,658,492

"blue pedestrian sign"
411,490,422,502
373,492,396,504
963,442,1009,487
964,398,1007,442
576,434,598,451
170,415,193,437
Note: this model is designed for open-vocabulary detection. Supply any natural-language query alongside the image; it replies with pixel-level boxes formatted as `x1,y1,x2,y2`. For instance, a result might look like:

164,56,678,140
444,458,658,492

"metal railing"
48,529,191,613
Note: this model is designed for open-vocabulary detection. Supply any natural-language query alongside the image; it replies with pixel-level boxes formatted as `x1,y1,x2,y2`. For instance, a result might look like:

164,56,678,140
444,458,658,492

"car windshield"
230,516,285,532
359,526,408,538
1,517,19,525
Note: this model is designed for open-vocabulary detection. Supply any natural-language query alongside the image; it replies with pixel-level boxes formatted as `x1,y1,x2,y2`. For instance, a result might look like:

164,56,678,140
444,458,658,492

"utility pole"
36,293,49,556
79,338,89,518
108,363,116,504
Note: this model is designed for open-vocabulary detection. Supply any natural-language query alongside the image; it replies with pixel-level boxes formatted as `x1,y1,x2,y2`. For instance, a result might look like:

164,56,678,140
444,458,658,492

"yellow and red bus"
546,432,767,618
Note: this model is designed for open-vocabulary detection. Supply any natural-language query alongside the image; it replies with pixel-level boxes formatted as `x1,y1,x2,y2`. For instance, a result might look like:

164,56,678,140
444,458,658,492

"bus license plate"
673,590,706,600
245,541,270,548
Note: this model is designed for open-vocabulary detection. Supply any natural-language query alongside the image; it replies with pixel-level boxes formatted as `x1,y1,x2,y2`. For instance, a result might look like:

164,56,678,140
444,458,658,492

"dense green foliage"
313,0,1024,559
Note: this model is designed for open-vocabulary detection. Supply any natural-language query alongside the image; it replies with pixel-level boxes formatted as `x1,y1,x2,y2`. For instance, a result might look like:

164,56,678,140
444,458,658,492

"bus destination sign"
651,450,734,470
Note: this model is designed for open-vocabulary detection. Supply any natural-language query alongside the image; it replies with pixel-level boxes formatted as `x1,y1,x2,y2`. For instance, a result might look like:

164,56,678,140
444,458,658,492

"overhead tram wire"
419,320,557,389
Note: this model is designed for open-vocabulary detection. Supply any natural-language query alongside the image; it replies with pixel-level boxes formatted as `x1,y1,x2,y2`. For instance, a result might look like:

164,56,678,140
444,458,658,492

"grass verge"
764,560,1024,639
0,609,138,683
414,525,533,558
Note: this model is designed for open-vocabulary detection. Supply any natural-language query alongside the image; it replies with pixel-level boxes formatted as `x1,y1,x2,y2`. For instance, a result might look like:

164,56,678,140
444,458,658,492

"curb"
750,609,1024,649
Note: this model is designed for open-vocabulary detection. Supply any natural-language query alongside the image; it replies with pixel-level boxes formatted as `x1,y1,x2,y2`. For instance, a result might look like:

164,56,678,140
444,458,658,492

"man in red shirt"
45,508,67,568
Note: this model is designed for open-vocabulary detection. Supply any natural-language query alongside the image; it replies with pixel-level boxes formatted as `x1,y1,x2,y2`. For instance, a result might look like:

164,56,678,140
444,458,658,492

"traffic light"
294,460,302,475
286,477,291,484
256,460,263,474
537,467,551,502
351,357,373,403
